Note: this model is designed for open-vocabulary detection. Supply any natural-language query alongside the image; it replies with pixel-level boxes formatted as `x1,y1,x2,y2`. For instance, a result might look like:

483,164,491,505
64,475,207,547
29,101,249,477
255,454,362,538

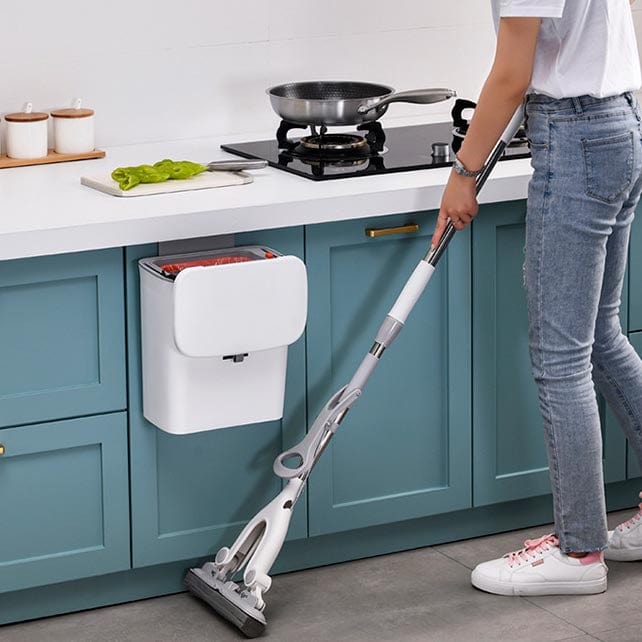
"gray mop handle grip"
428,103,525,267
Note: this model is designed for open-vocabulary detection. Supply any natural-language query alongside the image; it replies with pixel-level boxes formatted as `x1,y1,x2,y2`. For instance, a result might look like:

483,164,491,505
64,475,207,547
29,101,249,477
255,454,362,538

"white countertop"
0,126,533,260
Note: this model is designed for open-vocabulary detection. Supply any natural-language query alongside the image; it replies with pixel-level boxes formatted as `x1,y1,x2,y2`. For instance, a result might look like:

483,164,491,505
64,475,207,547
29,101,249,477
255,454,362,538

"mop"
185,105,526,638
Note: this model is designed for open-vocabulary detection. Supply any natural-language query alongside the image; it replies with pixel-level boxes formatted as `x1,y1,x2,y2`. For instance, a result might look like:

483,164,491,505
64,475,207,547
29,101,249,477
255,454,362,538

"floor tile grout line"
522,597,600,639
587,621,642,639
431,548,475,571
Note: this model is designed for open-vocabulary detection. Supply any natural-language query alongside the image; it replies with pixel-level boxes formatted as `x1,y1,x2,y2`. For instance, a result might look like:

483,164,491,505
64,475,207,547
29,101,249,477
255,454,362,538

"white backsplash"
0,1,495,149
1,1,642,150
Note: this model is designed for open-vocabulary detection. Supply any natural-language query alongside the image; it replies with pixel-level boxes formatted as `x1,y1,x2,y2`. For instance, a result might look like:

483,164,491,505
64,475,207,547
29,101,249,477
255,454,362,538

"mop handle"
272,104,526,481
385,104,526,326
426,104,526,268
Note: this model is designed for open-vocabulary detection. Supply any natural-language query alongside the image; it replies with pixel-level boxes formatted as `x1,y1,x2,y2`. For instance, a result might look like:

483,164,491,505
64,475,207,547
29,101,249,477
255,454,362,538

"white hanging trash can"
139,246,308,434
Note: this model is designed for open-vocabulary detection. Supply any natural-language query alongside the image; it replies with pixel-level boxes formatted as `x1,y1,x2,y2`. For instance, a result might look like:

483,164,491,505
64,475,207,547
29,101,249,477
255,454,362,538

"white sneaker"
605,492,642,561
471,533,608,596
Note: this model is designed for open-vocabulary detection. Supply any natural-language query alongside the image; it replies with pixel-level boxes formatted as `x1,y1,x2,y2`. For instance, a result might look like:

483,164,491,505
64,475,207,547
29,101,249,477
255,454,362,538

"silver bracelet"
453,155,483,178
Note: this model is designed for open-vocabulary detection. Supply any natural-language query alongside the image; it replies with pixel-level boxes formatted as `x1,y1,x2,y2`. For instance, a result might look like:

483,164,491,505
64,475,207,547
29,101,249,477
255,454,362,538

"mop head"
185,567,267,638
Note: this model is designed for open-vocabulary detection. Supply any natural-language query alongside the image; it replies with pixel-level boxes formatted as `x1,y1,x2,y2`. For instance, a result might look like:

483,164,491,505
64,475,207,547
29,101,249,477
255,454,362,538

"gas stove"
221,100,531,181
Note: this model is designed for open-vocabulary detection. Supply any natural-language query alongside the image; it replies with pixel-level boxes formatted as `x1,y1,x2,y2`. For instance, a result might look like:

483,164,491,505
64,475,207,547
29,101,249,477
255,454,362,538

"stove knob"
431,142,451,161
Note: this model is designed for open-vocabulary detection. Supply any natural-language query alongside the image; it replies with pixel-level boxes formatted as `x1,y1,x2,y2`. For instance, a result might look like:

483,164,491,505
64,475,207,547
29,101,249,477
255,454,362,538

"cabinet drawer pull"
365,224,420,238
0,444,5,455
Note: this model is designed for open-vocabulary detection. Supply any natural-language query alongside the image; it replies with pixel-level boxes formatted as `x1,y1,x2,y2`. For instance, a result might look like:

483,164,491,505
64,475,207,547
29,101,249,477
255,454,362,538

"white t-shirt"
491,0,642,98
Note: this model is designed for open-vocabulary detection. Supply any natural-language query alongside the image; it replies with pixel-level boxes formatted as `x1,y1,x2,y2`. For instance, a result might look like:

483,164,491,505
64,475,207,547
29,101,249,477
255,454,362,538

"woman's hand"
431,170,479,249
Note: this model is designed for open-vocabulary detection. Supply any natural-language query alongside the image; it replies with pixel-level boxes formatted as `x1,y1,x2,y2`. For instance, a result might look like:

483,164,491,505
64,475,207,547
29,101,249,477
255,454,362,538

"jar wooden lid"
5,111,49,122
50,108,95,119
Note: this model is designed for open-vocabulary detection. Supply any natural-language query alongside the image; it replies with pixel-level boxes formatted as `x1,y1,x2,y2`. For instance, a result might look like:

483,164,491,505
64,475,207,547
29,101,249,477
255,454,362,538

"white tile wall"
0,1,494,148
2,2,642,149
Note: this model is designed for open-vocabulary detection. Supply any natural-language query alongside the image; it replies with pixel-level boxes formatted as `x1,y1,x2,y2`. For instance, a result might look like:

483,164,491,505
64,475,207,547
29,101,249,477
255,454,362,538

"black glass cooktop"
221,122,531,181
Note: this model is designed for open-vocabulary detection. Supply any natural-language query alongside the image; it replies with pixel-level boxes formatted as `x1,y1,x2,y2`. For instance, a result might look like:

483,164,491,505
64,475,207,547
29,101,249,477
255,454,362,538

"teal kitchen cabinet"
305,212,472,536
627,332,642,479
473,202,628,507
127,228,308,569
0,249,126,428
629,211,642,332
0,413,130,593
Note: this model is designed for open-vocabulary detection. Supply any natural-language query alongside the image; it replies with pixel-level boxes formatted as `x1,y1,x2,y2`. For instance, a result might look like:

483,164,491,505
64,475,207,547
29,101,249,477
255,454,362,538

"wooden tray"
0,149,105,169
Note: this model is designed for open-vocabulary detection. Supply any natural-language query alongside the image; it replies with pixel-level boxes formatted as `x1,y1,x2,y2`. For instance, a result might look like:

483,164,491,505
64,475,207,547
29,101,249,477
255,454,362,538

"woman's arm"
431,17,542,249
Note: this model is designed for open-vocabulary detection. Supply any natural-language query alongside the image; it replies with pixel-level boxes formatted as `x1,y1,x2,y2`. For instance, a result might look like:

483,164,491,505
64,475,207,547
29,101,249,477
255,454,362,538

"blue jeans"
524,92,642,553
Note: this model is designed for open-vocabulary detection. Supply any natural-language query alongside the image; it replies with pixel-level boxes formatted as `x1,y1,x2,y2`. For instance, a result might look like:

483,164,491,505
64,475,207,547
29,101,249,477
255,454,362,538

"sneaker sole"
471,571,607,596
604,547,642,561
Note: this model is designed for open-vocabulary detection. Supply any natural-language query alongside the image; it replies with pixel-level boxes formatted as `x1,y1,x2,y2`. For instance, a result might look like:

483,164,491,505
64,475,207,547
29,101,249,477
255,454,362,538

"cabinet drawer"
630,214,642,332
0,413,130,593
0,249,126,427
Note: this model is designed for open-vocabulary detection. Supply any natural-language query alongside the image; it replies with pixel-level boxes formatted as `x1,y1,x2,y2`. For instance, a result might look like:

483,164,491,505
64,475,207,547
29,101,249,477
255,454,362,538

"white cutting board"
81,170,253,197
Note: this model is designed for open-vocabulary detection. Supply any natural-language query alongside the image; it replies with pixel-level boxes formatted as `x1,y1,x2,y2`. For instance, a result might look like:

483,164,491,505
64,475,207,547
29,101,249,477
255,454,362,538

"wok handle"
358,88,456,114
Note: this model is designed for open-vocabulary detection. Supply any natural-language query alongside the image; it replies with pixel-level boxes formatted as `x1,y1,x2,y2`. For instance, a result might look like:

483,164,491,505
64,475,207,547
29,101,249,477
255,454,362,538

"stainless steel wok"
267,81,456,127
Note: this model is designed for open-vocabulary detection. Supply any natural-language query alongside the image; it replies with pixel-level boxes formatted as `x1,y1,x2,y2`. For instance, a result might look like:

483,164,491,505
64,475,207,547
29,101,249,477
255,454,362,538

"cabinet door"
630,210,642,332
0,249,126,428
305,212,471,536
473,202,627,507
0,413,130,593
627,332,642,479
128,228,307,569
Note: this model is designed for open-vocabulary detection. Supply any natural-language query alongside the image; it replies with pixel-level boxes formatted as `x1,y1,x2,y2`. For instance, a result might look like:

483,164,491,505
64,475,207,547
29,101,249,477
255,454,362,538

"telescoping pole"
426,104,526,268
302,104,527,466
271,105,528,479
353,104,526,368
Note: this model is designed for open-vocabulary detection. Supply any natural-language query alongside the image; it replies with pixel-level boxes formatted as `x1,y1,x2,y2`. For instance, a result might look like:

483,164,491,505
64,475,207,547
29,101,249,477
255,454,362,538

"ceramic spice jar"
51,99,95,154
4,103,49,159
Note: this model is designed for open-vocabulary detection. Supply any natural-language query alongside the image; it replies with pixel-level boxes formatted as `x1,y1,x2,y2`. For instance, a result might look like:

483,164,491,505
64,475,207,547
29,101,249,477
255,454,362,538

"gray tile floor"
3,508,642,642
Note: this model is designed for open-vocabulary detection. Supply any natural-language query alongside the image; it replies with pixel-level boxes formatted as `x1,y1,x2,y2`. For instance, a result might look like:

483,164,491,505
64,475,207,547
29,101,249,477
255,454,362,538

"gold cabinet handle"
365,224,420,238
0,444,5,456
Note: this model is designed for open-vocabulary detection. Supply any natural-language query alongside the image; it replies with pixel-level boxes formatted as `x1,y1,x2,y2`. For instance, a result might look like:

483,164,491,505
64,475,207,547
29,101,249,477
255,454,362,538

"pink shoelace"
504,533,559,568
617,492,642,532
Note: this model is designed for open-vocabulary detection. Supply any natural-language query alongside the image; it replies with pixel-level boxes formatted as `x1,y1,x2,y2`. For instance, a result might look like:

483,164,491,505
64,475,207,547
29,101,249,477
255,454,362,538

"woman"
431,0,642,596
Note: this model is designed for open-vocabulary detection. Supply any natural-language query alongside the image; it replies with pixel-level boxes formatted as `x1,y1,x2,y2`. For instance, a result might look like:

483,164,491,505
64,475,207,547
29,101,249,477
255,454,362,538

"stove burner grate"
276,120,387,155
299,133,368,152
